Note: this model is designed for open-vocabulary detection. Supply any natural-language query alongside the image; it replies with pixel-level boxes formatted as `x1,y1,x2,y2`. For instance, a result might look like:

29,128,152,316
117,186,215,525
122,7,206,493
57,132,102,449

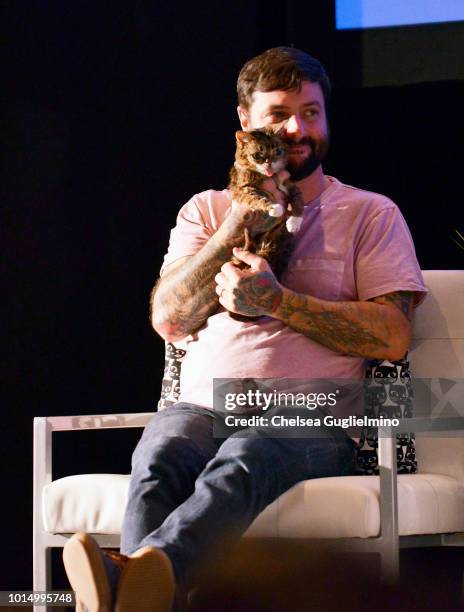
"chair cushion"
42,474,129,534
42,472,464,538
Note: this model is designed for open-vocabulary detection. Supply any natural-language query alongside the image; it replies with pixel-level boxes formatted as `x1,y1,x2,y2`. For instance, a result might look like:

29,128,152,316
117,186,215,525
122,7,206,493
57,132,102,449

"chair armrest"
396,416,464,434
33,412,154,487
35,412,155,432
376,418,464,544
32,412,155,529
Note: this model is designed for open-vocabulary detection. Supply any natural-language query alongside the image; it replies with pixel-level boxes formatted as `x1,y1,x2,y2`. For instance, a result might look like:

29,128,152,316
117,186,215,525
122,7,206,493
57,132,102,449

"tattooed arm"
273,287,413,360
151,218,238,342
151,200,287,342
151,172,290,342
216,248,414,361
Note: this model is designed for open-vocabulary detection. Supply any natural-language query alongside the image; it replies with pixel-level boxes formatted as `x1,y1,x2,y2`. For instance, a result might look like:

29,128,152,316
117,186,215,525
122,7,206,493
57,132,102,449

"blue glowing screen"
336,0,464,29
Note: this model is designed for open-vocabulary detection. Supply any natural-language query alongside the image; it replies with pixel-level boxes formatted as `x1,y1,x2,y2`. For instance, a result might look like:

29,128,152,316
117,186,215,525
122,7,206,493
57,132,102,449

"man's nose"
284,114,305,137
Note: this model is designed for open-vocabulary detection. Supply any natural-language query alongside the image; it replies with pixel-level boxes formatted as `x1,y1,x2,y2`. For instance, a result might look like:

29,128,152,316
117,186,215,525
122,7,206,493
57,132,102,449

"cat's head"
374,364,398,385
235,129,288,177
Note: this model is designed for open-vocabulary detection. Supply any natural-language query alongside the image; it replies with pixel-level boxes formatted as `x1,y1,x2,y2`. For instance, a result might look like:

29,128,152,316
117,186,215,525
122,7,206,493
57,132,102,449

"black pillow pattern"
157,342,186,410
355,356,417,475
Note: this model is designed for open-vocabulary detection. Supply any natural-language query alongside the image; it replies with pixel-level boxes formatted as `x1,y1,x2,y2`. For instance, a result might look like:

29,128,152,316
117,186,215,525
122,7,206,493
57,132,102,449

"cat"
228,127,304,280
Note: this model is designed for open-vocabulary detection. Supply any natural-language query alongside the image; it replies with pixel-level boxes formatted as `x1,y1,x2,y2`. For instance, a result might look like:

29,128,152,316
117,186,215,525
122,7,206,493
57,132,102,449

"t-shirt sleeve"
159,190,232,275
160,196,214,275
355,204,427,306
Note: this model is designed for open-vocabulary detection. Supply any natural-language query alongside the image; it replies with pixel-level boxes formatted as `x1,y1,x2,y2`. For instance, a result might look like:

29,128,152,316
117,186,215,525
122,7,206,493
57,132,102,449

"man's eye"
267,111,287,121
304,109,318,119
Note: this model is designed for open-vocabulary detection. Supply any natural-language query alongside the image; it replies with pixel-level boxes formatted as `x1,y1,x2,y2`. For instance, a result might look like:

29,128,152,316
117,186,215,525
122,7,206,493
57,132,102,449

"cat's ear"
235,130,251,144
267,120,288,136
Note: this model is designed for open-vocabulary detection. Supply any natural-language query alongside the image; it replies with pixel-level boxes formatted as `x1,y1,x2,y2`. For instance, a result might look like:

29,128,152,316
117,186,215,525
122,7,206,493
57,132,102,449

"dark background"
3,0,463,590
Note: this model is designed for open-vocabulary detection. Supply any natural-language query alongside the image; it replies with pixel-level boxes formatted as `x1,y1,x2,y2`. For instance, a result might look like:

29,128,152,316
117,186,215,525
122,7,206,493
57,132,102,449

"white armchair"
33,270,464,607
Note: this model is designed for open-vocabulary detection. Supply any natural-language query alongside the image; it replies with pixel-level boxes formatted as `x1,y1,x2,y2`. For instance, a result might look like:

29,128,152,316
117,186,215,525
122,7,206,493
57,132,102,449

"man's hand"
215,248,283,317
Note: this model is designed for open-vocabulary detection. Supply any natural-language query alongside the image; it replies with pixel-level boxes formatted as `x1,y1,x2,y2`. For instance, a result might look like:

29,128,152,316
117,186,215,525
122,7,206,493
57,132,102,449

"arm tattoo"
277,293,389,358
151,239,230,338
369,291,415,322
151,216,244,338
151,203,285,338
233,272,283,317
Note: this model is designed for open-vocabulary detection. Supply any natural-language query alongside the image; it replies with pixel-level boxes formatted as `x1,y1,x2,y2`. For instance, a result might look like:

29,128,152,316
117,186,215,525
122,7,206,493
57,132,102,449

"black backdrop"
3,1,463,589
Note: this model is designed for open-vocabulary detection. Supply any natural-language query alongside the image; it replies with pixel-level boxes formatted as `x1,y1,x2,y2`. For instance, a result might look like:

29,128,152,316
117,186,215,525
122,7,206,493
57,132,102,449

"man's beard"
283,133,330,181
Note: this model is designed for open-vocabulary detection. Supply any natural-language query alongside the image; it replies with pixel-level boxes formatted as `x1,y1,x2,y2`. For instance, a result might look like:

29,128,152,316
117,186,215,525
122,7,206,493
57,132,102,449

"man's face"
238,81,330,181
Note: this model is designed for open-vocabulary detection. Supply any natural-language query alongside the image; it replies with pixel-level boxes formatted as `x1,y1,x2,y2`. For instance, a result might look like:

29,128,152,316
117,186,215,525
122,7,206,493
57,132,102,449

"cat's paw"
286,215,303,233
268,203,285,218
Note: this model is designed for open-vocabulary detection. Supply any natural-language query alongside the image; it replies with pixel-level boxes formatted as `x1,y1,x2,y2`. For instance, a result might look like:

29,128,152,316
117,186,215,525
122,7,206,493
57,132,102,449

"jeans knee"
220,434,278,463
131,435,204,476
210,435,281,482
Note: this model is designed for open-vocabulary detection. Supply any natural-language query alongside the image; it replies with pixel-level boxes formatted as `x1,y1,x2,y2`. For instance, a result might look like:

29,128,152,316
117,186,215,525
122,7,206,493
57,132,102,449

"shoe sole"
115,546,175,612
63,533,112,612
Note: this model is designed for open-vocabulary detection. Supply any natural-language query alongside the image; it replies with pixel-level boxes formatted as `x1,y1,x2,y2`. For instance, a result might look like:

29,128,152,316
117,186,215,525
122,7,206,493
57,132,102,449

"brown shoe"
115,546,175,612
63,533,175,612
63,533,114,612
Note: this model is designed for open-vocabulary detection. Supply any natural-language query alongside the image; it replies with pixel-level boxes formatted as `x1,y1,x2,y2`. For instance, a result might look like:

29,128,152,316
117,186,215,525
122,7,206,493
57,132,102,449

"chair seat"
42,472,464,539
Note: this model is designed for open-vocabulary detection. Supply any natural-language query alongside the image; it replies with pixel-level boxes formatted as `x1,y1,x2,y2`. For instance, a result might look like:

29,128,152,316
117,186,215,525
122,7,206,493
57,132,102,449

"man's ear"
237,106,250,131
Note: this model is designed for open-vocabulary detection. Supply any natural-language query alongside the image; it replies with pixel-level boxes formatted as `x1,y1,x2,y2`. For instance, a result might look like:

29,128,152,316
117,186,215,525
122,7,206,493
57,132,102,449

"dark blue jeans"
120,403,356,607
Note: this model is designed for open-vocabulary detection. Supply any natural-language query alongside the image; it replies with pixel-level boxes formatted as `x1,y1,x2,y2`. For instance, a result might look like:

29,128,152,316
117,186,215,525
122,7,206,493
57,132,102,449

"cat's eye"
252,153,263,161
274,148,284,156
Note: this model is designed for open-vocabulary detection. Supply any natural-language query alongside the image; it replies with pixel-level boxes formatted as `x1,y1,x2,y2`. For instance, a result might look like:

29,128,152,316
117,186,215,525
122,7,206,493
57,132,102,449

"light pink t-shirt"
161,176,427,409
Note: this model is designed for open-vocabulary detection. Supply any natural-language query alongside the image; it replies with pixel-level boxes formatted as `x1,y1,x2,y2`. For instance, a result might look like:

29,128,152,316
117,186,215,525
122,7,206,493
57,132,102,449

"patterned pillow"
157,343,186,410
157,344,418,475
355,356,417,475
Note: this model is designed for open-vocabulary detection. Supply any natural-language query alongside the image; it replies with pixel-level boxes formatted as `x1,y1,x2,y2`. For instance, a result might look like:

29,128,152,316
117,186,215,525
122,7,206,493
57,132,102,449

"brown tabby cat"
229,127,304,280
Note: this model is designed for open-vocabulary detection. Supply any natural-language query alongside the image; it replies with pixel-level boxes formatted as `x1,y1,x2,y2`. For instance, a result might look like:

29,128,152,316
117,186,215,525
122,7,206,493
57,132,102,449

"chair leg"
33,537,51,612
380,539,400,585
460,568,464,610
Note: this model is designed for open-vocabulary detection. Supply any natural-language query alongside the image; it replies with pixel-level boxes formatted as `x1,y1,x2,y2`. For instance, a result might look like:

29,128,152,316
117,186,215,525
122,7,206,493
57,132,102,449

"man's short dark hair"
237,46,331,111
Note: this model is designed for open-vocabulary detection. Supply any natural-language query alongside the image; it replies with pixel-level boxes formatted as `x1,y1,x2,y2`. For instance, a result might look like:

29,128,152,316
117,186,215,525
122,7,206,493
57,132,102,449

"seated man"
63,46,427,612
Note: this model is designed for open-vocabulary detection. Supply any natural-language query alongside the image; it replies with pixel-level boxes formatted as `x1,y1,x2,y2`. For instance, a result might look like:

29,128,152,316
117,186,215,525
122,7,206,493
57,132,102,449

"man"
63,47,427,611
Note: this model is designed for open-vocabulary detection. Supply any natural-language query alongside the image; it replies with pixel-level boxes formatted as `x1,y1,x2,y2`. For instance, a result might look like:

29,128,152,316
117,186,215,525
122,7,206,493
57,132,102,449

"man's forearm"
151,215,244,342
272,287,411,360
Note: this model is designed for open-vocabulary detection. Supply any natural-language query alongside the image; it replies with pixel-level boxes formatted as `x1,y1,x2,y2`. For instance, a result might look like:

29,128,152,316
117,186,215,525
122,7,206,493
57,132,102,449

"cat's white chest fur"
286,215,303,233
